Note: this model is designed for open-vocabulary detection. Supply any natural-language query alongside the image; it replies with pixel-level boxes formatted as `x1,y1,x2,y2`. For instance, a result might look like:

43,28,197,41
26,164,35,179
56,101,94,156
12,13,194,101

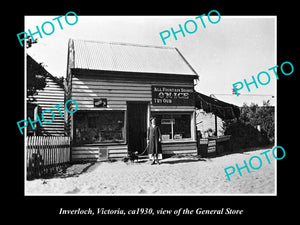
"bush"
223,101,274,151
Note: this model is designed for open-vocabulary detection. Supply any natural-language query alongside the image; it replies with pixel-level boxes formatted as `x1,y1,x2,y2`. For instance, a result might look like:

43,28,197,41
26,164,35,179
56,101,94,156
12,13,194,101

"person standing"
147,117,162,165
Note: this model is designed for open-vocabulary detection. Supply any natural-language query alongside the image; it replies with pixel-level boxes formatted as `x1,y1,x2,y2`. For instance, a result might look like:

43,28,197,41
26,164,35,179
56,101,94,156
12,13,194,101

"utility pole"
214,114,218,137
210,94,218,137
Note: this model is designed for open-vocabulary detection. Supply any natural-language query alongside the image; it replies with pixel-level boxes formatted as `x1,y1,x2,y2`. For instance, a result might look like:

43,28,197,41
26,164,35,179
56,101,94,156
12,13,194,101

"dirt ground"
25,147,276,195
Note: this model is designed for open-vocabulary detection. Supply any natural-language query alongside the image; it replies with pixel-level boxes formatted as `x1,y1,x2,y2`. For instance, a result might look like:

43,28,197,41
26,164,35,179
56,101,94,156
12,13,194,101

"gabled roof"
70,39,198,77
27,54,65,91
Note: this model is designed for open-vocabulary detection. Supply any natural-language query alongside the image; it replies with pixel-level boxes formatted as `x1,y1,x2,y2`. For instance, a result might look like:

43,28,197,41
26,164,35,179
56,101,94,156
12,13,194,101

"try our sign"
152,86,194,106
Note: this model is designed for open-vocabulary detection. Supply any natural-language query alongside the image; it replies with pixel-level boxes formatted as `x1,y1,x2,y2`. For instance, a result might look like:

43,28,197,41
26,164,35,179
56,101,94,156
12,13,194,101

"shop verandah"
194,92,240,157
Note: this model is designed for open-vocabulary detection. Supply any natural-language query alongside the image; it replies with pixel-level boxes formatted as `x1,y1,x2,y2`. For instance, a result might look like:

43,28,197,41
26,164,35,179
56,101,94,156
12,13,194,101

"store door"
127,102,148,155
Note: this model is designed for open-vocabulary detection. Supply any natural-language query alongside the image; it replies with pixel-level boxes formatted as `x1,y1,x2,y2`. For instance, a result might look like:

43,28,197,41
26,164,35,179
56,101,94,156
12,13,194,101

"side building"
27,54,65,136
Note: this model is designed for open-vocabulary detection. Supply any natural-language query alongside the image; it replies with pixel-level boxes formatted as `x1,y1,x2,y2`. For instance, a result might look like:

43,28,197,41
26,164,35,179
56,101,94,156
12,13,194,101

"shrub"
223,101,274,151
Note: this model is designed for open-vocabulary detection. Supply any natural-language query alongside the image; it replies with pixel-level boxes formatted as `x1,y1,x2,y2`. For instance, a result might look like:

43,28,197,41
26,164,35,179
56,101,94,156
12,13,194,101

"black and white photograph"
22,14,278,196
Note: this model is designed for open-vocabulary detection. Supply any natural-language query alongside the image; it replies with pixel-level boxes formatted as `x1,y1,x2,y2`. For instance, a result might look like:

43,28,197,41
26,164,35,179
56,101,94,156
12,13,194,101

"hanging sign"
152,86,194,106
94,98,107,107
161,119,175,124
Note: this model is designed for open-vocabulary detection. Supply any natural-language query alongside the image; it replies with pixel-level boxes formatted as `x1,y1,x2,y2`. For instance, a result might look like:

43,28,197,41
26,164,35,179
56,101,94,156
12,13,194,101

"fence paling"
26,136,70,178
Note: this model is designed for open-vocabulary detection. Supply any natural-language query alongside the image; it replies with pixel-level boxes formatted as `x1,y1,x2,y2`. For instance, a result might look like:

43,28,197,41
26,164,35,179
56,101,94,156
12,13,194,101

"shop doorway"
127,102,148,155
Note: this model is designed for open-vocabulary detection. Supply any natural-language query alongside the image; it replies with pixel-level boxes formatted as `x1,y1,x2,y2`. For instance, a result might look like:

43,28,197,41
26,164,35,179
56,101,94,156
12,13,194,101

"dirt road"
26,148,276,195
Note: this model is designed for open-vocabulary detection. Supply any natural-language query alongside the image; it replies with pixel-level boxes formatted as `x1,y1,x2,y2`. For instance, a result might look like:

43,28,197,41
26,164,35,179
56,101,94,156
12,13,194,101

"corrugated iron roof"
71,39,198,76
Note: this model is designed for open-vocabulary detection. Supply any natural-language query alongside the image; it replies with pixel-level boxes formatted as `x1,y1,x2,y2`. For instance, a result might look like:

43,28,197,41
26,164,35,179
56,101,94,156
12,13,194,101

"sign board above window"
152,86,194,106
94,98,107,107
161,119,175,124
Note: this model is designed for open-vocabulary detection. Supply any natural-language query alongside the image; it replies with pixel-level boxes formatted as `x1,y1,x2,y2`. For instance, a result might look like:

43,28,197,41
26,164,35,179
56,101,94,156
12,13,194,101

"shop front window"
74,111,125,144
152,113,191,141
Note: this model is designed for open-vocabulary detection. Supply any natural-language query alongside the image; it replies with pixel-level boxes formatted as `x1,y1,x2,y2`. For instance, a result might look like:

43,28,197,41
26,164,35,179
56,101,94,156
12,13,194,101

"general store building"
65,39,200,161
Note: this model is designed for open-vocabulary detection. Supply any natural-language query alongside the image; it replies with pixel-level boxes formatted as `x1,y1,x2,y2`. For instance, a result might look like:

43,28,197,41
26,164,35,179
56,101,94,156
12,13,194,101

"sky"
25,15,276,106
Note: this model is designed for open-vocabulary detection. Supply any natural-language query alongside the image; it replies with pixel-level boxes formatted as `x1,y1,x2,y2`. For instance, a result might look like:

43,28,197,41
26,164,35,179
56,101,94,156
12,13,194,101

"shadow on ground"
161,157,207,165
207,145,274,159
53,162,96,178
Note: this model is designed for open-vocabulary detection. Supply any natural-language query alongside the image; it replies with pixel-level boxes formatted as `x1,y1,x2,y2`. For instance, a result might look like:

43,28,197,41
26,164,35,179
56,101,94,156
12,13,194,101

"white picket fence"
26,136,70,179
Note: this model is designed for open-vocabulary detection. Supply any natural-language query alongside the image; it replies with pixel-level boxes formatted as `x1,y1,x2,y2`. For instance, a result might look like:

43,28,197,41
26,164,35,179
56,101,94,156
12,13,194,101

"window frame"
152,112,194,143
73,110,126,146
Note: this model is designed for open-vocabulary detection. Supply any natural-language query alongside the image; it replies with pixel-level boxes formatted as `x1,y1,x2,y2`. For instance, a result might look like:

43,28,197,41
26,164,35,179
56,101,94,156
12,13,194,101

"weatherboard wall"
70,73,197,161
33,77,65,136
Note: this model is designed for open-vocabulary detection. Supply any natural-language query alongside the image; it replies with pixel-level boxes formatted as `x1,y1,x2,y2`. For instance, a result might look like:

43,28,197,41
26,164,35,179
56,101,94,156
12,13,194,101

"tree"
223,101,274,151
255,100,275,143
27,55,47,99
26,36,38,49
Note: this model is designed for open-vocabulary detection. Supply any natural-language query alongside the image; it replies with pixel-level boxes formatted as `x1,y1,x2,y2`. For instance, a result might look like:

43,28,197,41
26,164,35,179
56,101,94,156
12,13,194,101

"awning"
195,92,240,120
